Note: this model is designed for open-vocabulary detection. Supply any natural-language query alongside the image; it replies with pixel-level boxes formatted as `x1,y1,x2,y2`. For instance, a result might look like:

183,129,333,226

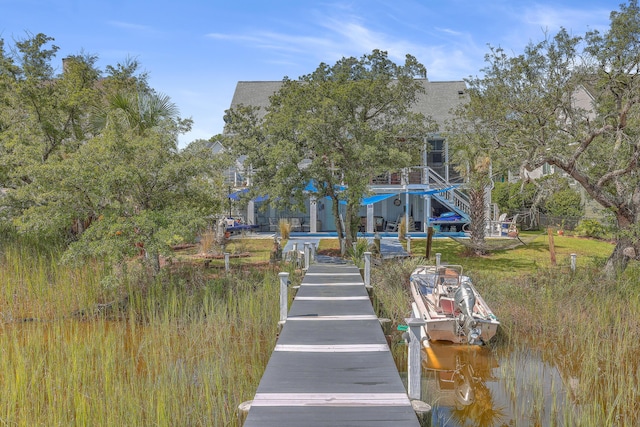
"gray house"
224,79,471,234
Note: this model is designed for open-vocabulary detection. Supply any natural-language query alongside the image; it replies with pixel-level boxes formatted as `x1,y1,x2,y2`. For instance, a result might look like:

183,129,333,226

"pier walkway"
243,262,420,426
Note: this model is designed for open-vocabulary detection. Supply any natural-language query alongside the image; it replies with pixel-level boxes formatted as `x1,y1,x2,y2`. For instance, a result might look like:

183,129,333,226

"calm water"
398,341,578,427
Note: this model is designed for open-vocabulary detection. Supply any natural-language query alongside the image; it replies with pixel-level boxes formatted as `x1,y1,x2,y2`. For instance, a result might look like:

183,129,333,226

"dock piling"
405,317,426,401
364,251,371,288
279,272,289,325
304,242,311,270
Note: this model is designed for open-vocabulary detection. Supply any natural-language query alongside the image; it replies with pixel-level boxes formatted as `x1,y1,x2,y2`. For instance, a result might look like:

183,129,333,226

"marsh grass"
173,237,273,270
198,226,217,254
0,243,108,321
4,233,640,426
278,219,291,239
1,238,299,426
373,234,640,426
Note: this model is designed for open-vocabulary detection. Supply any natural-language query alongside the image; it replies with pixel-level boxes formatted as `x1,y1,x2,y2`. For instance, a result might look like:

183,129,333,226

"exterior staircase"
427,167,470,220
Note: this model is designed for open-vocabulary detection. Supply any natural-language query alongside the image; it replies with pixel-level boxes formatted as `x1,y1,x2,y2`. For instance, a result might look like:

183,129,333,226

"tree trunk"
469,187,487,256
330,195,346,255
603,236,637,279
344,202,360,250
603,210,640,278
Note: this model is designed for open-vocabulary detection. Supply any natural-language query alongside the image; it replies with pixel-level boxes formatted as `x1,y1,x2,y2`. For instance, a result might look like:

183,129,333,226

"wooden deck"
243,262,420,426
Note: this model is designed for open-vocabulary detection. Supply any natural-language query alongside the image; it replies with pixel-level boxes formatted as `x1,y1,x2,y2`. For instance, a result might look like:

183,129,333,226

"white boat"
409,265,499,345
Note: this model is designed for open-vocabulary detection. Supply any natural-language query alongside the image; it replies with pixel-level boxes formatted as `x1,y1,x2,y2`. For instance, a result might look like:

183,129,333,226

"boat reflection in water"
421,341,506,427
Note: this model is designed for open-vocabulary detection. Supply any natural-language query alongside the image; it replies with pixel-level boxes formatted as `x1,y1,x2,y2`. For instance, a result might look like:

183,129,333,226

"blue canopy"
360,193,397,205
359,185,459,205
230,184,458,204
228,188,269,202
304,180,348,193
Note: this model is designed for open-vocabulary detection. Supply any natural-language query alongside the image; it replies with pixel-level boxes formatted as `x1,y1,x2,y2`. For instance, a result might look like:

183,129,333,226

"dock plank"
243,262,419,426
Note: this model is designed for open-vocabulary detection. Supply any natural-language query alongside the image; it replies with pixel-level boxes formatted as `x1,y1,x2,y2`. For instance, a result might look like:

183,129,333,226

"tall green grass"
373,235,640,426
0,238,296,426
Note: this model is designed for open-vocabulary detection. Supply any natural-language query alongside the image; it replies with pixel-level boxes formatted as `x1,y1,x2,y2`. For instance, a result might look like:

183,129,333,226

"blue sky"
1,0,617,147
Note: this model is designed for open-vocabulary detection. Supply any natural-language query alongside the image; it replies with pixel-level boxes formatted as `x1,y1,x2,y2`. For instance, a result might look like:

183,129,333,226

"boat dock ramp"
242,261,423,426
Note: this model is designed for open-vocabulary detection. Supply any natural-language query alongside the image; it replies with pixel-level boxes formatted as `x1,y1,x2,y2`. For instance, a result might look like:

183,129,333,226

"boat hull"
410,265,500,345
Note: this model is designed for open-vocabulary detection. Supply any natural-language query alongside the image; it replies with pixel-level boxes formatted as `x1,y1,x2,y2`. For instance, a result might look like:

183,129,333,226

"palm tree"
92,90,179,137
453,145,492,256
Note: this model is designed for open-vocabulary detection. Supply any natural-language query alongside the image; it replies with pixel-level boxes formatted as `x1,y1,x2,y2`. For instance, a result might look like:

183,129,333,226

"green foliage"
0,33,229,270
494,177,583,218
346,238,371,268
451,1,640,274
492,181,537,213
543,186,583,217
225,50,436,248
574,219,609,238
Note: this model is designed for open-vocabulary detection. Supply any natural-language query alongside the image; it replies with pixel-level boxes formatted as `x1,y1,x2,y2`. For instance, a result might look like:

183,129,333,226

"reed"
371,236,640,426
278,219,291,239
198,226,217,254
0,238,298,426
4,233,639,425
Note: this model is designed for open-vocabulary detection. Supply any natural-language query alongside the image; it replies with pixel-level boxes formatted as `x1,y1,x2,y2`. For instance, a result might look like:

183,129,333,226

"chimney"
62,57,73,74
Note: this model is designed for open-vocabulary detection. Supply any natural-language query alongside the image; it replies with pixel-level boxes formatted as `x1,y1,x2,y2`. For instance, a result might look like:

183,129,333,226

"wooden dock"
243,262,420,426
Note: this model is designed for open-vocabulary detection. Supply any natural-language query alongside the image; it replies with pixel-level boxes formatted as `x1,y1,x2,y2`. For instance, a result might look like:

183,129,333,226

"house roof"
227,79,468,130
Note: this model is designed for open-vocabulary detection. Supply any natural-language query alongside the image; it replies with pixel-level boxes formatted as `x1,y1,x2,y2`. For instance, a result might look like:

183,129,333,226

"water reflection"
422,342,505,426
421,341,575,427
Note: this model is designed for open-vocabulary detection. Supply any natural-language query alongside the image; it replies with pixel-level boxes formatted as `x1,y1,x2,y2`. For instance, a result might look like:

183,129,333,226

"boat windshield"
411,265,466,295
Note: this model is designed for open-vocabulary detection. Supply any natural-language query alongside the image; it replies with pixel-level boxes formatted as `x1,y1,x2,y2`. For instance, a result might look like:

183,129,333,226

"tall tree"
0,34,100,192
225,50,435,250
450,141,492,255
452,1,640,276
0,33,227,271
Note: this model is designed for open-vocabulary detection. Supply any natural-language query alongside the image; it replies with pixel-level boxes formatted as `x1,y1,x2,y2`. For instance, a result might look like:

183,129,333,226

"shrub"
574,219,608,238
278,219,291,239
544,187,583,217
346,238,371,268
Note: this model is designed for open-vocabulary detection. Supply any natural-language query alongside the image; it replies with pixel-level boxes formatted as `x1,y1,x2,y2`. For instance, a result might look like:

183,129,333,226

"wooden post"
406,317,426,400
279,272,289,325
425,227,434,259
374,232,381,254
304,242,310,270
224,252,230,272
364,252,371,288
237,400,252,426
548,227,556,266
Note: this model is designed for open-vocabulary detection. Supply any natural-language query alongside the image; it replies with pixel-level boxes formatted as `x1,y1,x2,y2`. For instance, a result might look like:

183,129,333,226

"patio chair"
385,215,401,232
290,217,302,232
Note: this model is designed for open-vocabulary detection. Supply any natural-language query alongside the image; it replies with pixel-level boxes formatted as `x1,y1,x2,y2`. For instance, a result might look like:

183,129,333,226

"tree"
0,33,227,272
451,1,640,276
0,34,100,193
56,129,226,272
225,50,435,251
450,143,492,255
